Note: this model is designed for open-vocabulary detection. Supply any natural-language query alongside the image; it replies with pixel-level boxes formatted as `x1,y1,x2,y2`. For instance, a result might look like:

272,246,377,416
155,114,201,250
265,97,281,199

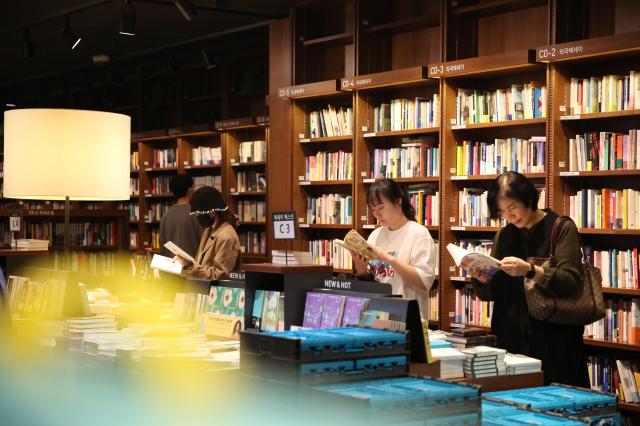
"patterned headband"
189,206,229,215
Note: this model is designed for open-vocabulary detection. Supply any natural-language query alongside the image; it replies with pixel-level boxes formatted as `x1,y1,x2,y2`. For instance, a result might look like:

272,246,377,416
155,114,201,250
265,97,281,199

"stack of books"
271,250,313,265
432,347,465,379
64,315,119,352
446,327,497,349
16,239,49,250
461,345,507,378
504,353,542,375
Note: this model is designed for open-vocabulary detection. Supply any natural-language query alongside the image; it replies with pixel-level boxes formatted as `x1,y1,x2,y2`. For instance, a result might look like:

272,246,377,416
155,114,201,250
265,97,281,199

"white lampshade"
3,108,130,201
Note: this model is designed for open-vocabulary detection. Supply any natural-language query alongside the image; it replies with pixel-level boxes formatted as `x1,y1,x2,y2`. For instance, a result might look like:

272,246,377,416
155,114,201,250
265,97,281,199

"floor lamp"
3,109,130,268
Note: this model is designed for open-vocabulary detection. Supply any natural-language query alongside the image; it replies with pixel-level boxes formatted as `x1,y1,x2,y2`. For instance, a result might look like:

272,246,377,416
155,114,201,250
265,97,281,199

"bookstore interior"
2,0,640,425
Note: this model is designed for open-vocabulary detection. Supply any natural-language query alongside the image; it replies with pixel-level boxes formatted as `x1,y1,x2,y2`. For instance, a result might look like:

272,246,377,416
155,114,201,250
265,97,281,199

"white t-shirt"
367,220,437,319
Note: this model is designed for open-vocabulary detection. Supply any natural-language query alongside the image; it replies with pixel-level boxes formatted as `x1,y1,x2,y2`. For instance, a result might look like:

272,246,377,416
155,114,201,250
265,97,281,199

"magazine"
446,243,501,281
334,230,377,260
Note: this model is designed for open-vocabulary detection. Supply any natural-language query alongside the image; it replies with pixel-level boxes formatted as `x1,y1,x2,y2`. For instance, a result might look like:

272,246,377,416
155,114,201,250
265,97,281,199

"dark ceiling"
0,0,290,87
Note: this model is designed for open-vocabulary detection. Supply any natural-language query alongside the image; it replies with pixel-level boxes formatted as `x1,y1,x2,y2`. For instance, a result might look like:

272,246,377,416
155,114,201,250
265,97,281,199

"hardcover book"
302,292,325,329
320,294,346,328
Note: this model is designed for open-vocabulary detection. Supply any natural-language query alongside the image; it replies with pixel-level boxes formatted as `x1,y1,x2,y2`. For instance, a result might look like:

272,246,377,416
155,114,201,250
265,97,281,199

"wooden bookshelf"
583,339,640,352
558,109,640,122
601,288,640,296
363,177,440,184
450,117,546,131
363,127,440,138
298,180,352,186
451,173,545,182
620,402,640,413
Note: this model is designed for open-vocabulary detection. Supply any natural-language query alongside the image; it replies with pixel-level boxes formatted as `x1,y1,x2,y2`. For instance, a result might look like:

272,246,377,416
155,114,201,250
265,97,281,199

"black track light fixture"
59,15,81,49
23,28,35,58
201,48,217,70
174,0,198,21
119,0,135,36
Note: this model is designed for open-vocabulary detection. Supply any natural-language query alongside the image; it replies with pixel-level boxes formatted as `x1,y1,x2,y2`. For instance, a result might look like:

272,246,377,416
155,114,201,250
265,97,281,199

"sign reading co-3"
272,211,298,240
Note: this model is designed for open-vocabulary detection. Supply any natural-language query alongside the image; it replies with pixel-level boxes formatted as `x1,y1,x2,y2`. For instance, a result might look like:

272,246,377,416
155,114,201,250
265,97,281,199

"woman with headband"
173,186,241,280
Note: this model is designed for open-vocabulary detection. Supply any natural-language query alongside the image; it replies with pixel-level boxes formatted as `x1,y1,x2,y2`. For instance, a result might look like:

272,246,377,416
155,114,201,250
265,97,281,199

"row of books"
130,151,139,170
587,356,640,403
149,176,172,194
454,286,494,328
7,275,69,319
408,187,439,226
588,247,639,289
455,83,546,125
373,95,440,132
370,142,439,179
194,175,221,190
305,150,353,181
236,171,267,193
151,148,177,168
51,251,116,277
238,140,266,163
238,231,266,255
309,105,353,138
147,202,173,222
569,188,640,229
271,250,312,265
129,231,138,249
569,130,640,172
130,177,139,195
237,200,266,223
303,292,369,329
584,298,640,345
203,286,245,319
455,137,546,176
308,239,353,270
306,194,353,225
150,228,160,250
192,146,221,166
124,203,139,221
569,71,640,115
26,222,117,247
428,287,439,322
458,188,505,227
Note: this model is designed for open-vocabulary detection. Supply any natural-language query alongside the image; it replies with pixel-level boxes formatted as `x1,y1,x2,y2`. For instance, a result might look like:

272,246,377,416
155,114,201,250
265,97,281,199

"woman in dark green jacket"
470,171,587,386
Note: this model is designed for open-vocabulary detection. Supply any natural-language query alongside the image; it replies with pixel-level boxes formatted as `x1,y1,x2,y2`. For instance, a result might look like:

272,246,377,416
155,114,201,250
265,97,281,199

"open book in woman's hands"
335,230,377,260
446,243,501,281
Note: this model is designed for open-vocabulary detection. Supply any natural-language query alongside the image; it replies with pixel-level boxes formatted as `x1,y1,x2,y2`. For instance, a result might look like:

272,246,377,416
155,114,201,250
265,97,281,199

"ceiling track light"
174,0,198,21
201,48,217,70
119,0,135,36
23,28,35,58
59,15,81,50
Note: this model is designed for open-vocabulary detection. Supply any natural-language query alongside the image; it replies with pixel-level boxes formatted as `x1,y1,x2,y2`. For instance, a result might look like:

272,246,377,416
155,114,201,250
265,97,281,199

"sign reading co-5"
272,211,297,240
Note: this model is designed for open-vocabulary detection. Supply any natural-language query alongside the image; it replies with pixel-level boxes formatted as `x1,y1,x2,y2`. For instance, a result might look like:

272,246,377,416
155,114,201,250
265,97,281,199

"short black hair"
487,171,539,219
169,174,194,198
366,178,416,222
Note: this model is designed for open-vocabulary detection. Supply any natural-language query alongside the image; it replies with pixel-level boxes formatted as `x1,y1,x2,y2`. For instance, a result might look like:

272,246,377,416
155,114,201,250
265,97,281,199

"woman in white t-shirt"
351,178,437,319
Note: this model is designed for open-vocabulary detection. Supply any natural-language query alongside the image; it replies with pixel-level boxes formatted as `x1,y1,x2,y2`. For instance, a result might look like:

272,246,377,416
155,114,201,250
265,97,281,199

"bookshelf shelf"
130,170,139,175
363,176,439,184
368,16,439,34
144,167,179,173
620,402,640,413
299,135,353,144
50,245,119,251
559,109,640,122
559,170,640,178
363,127,440,139
601,288,640,296
230,192,266,197
451,173,545,182
583,338,640,352
0,209,127,218
231,161,266,168
183,164,222,170
450,276,472,283
144,193,174,198
0,249,49,257
450,0,546,17
299,224,352,230
536,32,640,64
361,224,438,233
450,118,546,131
428,50,540,79
299,180,352,186
302,32,354,47
333,267,352,274
238,221,267,226
578,229,640,236
450,226,500,233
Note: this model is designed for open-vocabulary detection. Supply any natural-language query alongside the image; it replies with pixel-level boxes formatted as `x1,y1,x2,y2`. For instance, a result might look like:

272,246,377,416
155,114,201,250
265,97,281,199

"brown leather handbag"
524,216,606,326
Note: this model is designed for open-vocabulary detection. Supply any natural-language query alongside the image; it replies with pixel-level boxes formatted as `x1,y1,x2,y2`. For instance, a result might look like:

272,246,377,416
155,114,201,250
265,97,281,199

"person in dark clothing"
159,174,203,259
470,172,587,386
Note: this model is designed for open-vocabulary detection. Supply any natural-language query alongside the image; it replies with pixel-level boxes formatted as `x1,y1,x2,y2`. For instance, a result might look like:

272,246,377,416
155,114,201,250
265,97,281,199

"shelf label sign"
537,44,584,61
272,211,297,240
428,62,465,77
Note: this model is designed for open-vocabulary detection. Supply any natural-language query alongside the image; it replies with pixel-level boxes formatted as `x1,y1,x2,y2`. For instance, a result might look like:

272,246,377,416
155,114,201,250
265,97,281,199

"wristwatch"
525,262,536,279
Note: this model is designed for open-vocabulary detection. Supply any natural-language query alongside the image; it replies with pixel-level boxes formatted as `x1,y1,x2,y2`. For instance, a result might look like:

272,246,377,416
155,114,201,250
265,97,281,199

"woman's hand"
173,255,190,267
350,251,370,277
467,267,489,283
500,256,530,277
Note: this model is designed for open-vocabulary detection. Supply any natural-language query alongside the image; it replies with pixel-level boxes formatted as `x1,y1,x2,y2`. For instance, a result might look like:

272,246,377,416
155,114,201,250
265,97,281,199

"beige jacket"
182,217,241,280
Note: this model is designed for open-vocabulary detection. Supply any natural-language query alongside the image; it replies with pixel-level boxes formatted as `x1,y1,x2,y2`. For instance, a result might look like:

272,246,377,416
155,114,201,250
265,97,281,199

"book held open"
446,243,501,282
334,229,376,260
164,241,195,263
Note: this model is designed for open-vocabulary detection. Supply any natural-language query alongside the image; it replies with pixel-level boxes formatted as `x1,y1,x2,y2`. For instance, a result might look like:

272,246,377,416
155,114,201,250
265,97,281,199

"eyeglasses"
189,207,228,216
498,202,520,216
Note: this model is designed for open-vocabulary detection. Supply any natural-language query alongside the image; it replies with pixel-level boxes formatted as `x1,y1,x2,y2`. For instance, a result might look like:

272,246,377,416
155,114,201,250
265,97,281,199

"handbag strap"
547,215,595,286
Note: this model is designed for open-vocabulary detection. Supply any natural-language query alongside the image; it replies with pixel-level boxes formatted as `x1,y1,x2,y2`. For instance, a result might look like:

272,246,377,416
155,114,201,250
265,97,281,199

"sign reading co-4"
272,211,297,240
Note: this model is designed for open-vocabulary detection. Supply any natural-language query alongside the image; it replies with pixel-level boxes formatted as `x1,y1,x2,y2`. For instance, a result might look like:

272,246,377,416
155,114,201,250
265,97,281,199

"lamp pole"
64,196,71,270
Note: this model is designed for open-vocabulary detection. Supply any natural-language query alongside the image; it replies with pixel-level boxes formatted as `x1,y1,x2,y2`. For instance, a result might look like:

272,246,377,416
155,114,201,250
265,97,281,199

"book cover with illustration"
320,294,346,328
446,243,501,282
342,296,369,326
302,292,325,329
261,291,280,332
